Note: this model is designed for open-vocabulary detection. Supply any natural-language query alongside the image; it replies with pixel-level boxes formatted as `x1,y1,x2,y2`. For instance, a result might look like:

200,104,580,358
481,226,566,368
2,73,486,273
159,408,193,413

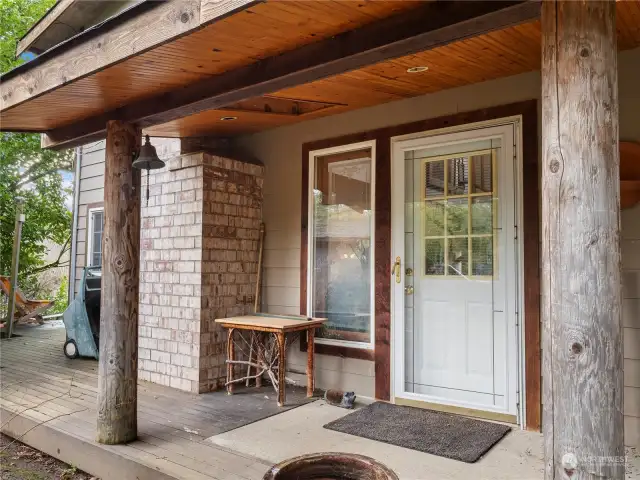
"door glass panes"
472,197,493,234
425,238,445,275
447,237,468,276
446,198,468,235
310,147,373,344
472,153,493,193
420,150,495,277
472,237,493,276
424,200,445,237
447,157,469,195
425,161,445,197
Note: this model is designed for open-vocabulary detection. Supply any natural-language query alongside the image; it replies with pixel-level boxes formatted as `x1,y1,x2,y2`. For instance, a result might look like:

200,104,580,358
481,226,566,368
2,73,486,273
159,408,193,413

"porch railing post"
96,120,141,444
541,1,623,479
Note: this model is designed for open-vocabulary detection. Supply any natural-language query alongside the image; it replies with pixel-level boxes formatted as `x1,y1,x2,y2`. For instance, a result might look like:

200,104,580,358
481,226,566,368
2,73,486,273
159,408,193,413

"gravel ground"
0,434,94,480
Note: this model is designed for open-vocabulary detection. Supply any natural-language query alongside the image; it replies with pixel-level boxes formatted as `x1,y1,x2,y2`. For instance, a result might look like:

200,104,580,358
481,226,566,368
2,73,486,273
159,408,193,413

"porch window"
87,208,104,267
308,142,375,347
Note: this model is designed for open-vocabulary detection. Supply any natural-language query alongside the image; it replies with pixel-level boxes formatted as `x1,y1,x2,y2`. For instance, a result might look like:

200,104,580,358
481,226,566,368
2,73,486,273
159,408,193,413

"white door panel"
392,122,520,418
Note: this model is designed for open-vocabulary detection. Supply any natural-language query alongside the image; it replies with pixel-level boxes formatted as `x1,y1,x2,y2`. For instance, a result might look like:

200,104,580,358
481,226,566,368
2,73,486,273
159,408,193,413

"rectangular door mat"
324,402,511,463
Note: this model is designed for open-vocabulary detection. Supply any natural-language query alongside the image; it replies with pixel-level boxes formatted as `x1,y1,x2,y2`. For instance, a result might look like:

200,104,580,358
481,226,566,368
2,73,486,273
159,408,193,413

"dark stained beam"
42,0,540,149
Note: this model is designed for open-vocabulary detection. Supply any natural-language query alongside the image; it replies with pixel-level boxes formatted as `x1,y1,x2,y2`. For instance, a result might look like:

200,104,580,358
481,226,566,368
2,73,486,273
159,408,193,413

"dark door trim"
300,100,540,431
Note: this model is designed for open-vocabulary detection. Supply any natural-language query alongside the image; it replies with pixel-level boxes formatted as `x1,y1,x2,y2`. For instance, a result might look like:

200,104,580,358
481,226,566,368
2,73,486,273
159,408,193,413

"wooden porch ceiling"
148,0,640,139
1,0,639,146
146,20,546,138
1,0,425,131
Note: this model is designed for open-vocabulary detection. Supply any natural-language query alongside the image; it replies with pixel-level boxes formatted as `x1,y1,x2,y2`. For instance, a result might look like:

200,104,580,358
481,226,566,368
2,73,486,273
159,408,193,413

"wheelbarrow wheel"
64,339,79,359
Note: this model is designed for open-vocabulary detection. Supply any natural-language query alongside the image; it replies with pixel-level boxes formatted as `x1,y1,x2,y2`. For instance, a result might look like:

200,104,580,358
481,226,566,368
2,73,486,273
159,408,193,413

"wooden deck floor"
0,325,274,480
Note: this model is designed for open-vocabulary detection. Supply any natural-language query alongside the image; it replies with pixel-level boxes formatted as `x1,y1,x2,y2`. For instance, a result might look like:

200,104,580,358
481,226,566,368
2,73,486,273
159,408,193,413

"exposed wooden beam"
541,1,623,479
1,0,258,112
42,0,540,150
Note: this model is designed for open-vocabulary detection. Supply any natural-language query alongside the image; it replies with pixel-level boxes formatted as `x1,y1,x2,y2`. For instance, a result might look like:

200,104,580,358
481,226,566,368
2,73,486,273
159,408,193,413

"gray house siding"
70,138,179,297
71,141,106,297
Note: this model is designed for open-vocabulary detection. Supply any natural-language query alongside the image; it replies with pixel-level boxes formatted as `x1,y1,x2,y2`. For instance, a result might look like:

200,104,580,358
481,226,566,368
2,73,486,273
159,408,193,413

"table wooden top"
215,314,327,332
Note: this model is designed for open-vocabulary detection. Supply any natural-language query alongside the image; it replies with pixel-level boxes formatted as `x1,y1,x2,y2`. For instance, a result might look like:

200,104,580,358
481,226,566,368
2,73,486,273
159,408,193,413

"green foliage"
0,0,56,74
0,0,73,309
49,275,69,314
0,132,73,281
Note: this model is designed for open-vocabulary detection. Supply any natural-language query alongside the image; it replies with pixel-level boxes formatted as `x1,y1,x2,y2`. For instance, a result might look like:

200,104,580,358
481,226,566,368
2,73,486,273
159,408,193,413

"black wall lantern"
133,135,165,205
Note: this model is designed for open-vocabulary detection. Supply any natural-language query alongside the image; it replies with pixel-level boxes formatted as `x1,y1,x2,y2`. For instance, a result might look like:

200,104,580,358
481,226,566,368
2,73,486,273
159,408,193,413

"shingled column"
96,120,141,444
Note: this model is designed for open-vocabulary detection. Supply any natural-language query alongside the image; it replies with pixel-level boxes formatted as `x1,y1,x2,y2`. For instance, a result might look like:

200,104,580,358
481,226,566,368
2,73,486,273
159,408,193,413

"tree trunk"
541,1,623,479
96,120,141,444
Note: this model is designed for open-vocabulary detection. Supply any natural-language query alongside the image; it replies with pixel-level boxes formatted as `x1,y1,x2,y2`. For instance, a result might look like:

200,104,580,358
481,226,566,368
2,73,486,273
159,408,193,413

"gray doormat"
324,402,511,463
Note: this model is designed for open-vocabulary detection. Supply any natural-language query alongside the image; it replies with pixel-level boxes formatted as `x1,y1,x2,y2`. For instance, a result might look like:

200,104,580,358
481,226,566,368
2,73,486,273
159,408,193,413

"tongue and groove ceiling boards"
1,0,639,144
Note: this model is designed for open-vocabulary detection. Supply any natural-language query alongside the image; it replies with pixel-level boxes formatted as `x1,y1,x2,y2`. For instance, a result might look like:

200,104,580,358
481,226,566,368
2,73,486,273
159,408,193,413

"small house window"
308,142,375,348
88,208,104,267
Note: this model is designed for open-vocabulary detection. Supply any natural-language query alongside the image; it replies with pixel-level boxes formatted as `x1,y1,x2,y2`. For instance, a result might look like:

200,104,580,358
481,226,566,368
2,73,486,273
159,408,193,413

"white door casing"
391,120,523,420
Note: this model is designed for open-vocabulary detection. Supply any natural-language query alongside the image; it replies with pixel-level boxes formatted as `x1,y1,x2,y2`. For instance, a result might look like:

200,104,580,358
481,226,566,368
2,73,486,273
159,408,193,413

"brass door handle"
392,256,401,283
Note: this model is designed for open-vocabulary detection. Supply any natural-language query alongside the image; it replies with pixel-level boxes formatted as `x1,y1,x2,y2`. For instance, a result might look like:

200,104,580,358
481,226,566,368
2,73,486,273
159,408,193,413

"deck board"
0,326,274,480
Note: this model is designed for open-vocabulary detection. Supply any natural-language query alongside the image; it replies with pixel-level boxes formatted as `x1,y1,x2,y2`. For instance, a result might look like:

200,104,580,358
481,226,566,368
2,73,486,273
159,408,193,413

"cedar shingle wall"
138,152,263,393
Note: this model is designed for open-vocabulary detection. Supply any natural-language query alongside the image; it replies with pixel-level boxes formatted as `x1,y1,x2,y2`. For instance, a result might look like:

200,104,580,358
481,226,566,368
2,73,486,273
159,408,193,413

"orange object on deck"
0,275,53,322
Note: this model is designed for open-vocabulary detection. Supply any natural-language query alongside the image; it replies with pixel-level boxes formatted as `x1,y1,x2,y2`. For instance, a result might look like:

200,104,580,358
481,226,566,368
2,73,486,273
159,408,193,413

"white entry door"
392,122,521,419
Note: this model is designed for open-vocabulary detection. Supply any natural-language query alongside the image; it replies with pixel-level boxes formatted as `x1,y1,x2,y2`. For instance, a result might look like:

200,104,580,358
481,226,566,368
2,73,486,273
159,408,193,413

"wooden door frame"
300,100,541,430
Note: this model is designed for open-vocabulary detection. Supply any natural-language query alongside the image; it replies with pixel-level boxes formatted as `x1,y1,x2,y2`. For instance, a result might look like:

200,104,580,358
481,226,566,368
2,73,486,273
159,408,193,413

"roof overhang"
16,0,142,57
1,0,638,150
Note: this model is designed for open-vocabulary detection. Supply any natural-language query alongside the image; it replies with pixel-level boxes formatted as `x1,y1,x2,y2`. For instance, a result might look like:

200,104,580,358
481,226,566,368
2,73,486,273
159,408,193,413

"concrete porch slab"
208,400,545,480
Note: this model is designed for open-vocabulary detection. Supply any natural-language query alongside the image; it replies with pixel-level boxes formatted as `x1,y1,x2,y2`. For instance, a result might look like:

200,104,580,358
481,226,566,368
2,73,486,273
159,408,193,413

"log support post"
541,1,623,478
96,120,141,444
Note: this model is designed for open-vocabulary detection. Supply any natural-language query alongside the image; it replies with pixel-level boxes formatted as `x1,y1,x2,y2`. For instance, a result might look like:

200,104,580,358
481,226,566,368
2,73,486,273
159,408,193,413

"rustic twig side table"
215,314,327,406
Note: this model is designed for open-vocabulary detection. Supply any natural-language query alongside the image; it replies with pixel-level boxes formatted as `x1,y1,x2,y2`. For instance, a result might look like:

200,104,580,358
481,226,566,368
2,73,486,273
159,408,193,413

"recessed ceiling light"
407,66,429,73
220,116,238,121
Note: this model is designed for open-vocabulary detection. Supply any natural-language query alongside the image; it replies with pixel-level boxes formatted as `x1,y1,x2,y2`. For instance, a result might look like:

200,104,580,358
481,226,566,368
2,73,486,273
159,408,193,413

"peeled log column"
541,1,623,479
97,121,141,444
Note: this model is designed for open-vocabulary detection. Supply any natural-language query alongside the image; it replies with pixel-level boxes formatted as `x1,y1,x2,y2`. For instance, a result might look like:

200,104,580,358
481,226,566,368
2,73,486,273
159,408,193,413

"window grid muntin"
421,149,497,278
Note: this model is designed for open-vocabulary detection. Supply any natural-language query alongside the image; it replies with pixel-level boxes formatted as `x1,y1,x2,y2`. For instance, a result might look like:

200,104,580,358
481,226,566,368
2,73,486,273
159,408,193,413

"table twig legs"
277,331,286,406
227,328,235,395
256,332,264,388
307,328,315,397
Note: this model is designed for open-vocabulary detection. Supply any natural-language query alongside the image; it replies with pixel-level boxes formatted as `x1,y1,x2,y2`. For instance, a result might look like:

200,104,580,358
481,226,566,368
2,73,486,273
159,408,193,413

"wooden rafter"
40,0,541,149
